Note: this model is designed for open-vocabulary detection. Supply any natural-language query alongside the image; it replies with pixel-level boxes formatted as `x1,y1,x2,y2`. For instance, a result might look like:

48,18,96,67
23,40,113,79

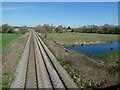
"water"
64,41,120,55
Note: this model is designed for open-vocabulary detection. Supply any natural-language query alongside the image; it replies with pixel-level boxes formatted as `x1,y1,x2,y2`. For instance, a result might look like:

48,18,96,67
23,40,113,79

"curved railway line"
11,31,78,89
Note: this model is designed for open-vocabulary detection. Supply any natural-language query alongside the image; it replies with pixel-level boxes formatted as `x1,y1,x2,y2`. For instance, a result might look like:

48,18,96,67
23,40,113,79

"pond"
64,41,120,56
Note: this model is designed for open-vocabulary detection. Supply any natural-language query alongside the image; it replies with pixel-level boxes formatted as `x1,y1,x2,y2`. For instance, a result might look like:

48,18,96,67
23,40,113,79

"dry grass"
2,35,28,89
48,33,118,45
43,36,119,88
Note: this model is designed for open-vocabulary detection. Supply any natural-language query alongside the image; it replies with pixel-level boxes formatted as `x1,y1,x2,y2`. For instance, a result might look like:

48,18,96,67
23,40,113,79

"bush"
18,26,28,34
2,24,16,33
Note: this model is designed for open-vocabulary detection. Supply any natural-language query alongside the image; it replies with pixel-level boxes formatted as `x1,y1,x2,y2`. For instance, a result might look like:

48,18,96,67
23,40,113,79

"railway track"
35,32,67,89
24,32,38,89
11,31,78,89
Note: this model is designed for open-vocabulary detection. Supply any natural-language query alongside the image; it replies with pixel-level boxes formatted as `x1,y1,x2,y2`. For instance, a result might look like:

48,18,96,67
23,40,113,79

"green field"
48,33,118,45
43,33,119,88
48,33,119,66
0,34,2,54
0,34,21,53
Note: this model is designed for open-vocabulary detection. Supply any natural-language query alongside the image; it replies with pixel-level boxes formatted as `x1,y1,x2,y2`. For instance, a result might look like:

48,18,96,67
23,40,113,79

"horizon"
2,2,118,28
1,23,119,29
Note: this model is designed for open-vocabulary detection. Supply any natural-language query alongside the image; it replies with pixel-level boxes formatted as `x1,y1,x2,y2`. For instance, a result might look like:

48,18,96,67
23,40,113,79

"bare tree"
55,25,63,33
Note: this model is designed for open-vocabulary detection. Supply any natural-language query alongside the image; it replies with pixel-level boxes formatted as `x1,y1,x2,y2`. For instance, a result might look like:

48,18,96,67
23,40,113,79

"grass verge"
2,34,28,89
1,34,21,54
41,33,119,88
48,46,105,88
91,52,120,67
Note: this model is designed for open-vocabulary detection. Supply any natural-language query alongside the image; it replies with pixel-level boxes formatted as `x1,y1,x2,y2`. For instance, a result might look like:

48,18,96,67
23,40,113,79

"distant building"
63,29,66,32
13,26,20,31
52,29,55,32
68,29,72,32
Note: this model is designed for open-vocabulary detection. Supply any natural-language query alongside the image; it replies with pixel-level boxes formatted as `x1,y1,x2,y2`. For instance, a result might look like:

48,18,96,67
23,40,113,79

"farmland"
1,34,21,53
0,34,2,54
48,33,118,45
43,32,119,88
47,32,119,66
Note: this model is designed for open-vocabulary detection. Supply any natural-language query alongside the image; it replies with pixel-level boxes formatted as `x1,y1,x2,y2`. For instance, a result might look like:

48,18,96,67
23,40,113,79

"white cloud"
2,6,34,11
2,5,55,11
3,7,23,10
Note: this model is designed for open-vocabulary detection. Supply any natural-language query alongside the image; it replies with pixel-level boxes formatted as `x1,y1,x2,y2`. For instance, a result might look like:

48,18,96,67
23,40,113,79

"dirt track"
11,30,78,89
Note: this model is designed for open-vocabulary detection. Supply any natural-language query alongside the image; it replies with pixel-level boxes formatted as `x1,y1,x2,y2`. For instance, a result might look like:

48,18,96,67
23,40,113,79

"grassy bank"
91,52,120,67
1,33,21,87
1,34,21,53
2,34,28,89
0,34,2,54
48,33,120,66
42,33,119,88
48,32,119,67
48,33,118,45
65,49,119,68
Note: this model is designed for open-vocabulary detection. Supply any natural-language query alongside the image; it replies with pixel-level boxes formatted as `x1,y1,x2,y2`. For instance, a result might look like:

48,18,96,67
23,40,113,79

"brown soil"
2,34,28,88
43,37,119,88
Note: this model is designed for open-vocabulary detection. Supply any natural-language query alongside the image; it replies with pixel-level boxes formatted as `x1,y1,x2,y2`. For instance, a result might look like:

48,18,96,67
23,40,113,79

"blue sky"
2,2,118,27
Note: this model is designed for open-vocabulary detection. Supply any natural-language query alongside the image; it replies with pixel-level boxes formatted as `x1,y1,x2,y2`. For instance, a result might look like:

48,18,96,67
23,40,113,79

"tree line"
1,24,29,34
1,24,120,34
72,24,120,34
35,24,120,34
35,24,71,33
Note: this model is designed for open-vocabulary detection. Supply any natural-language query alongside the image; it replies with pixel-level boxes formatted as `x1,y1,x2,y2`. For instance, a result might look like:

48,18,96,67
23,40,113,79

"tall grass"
91,52,120,67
